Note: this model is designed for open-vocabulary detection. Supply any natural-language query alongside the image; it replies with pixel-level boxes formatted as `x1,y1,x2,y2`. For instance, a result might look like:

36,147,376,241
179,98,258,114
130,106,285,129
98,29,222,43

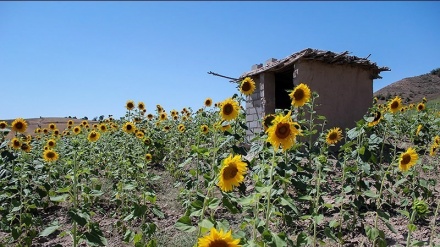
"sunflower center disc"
276,124,290,139
329,133,337,141
293,89,304,100
401,154,411,165
209,240,229,247
48,152,55,158
241,82,251,92
223,104,233,115
16,123,23,129
223,166,238,180
391,102,399,109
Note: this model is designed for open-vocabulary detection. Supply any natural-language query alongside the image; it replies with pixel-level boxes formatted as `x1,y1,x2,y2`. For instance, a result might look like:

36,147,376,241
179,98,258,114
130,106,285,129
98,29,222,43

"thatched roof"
240,48,390,79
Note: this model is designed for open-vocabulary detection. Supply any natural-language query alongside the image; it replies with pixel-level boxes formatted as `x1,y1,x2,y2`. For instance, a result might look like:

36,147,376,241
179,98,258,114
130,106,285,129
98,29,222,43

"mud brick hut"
239,48,390,140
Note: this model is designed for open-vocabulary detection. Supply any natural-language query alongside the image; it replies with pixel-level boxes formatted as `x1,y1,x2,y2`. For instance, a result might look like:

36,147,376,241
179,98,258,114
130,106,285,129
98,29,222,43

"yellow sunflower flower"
326,127,343,145
43,128,49,134
10,137,21,150
11,118,28,133
143,138,151,146
434,136,440,146
159,112,167,121
87,130,100,142
99,124,107,132
67,120,74,126
49,123,57,130
47,139,56,148
429,143,438,157
240,77,256,96
388,96,402,113
217,154,247,192
21,143,31,153
417,102,425,111
53,129,60,136
368,111,383,127
126,100,135,111
145,153,152,162
138,101,146,111
219,98,240,121
43,149,59,162
415,124,422,136
73,126,81,135
81,120,88,126
178,124,185,133
198,228,241,247
266,111,300,151
289,83,311,107
136,131,145,139
122,122,136,134
204,98,213,107
0,121,7,129
147,114,154,120
201,125,209,134
399,147,418,172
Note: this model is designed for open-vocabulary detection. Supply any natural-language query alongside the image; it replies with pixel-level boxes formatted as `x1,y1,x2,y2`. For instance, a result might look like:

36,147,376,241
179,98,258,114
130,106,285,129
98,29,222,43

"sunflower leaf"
175,216,196,233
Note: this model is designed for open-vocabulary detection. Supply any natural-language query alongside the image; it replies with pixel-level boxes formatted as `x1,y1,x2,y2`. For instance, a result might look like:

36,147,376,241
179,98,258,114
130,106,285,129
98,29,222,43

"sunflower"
43,149,59,162
398,147,418,172
11,118,28,133
67,120,74,126
145,153,152,162
182,116,188,121
0,121,7,129
201,125,209,134
126,100,135,110
99,124,107,132
422,97,427,103
136,131,145,139
81,120,88,126
434,136,440,146
138,101,146,111
239,77,256,96
73,126,81,135
35,128,41,133
198,227,241,247
417,103,425,111
326,127,343,145
10,137,21,150
43,128,49,134
159,112,167,121
47,139,56,148
122,122,136,134
178,124,185,133
415,124,423,136
262,114,276,131
289,83,311,107
49,123,57,130
21,143,31,153
266,111,300,151
147,114,154,120
219,98,240,121
388,96,402,113
204,98,213,107
143,138,151,146
217,154,248,192
53,129,60,136
87,130,100,142
163,125,170,132
429,143,438,157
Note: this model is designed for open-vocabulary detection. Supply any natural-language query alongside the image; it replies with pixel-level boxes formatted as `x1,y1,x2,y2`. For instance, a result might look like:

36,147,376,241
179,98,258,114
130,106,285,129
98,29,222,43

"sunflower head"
145,153,152,162
326,127,343,145
147,114,154,120
122,122,136,134
137,101,146,110
43,128,49,134
143,138,151,146
126,100,135,111
21,143,31,153
88,130,100,142
388,96,402,113
415,124,423,136
11,118,28,133
429,143,438,157
67,120,74,126
73,126,81,135
289,83,312,107
198,227,241,247
178,124,185,133
81,120,88,126
434,136,440,146
159,112,167,121
49,123,56,130
422,97,427,103
10,137,21,150
217,154,248,192
35,128,41,133
99,124,107,132
219,98,240,121
0,121,8,129
47,139,56,148
417,103,425,112
399,147,418,172
201,125,209,134
43,149,59,162
266,111,299,151
262,114,276,131
240,77,256,96
136,131,145,139
204,98,213,107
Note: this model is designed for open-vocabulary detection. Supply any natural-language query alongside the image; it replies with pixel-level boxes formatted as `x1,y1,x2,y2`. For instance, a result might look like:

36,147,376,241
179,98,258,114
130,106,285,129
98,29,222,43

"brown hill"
374,69,440,104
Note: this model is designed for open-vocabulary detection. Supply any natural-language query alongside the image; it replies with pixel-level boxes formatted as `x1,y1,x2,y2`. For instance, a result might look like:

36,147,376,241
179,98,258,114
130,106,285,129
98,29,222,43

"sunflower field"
0,79,439,247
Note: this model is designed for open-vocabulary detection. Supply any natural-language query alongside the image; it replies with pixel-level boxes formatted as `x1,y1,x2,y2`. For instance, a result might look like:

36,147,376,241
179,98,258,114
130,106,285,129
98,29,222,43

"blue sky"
1,1,439,120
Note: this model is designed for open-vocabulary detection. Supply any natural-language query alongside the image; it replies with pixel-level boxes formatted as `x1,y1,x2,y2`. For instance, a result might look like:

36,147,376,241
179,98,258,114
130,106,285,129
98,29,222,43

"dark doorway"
275,69,293,110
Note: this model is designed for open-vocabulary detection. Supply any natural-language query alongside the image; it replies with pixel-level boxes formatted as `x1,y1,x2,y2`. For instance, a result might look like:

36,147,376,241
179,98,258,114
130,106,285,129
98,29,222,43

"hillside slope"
374,69,440,104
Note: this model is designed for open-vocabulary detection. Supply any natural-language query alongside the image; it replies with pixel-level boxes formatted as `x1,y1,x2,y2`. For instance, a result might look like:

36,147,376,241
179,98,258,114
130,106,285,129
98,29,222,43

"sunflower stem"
265,149,277,230
429,199,440,247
